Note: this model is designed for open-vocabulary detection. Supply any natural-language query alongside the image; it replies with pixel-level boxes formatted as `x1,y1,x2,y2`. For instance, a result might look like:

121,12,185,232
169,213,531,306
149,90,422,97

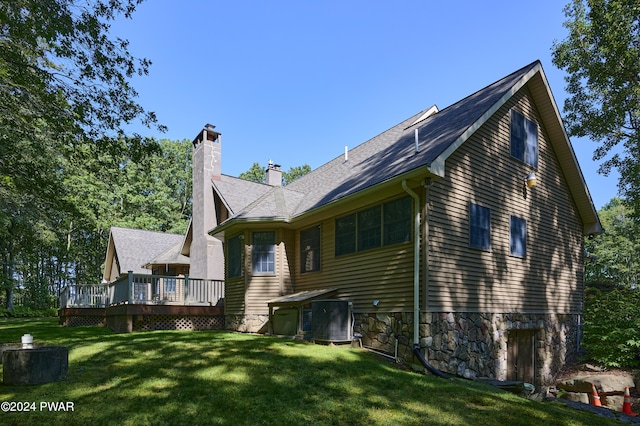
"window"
300,225,321,273
469,203,490,250
163,278,176,294
252,231,275,274
335,196,412,256
358,205,381,251
510,109,538,168
384,197,412,245
335,214,356,256
510,216,527,257
228,234,243,278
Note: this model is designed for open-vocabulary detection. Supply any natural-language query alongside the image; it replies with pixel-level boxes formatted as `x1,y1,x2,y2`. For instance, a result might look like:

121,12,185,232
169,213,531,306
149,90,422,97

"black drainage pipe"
413,344,450,379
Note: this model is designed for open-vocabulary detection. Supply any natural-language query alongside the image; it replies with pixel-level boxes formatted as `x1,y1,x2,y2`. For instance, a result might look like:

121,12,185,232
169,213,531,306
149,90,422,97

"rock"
558,391,590,404
558,379,594,393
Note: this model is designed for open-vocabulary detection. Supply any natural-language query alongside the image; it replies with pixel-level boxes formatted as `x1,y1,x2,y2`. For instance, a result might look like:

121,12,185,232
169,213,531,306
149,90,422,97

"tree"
585,198,640,287
0,0,163,307
283,164,312,185
552,0,640,217
239,162,266,183
239,162,311,185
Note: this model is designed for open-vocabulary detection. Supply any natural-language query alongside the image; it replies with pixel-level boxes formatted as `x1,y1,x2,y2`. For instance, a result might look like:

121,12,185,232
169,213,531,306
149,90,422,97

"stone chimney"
265,160,282,186
190,124,223,280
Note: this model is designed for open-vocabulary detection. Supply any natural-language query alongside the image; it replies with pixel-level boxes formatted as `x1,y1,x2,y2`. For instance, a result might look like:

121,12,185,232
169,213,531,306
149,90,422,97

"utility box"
311,300,353,342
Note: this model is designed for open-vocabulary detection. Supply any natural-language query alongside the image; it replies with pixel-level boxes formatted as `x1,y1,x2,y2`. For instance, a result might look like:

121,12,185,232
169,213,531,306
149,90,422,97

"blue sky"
113,0,619,210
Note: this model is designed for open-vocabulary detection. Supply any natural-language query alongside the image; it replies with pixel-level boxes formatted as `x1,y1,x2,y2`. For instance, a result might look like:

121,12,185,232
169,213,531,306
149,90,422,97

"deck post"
184,275,189,303
127,271,133,303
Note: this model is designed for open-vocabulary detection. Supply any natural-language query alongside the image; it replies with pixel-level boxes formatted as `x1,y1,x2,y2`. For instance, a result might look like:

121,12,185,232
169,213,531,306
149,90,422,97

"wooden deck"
59,272,225,333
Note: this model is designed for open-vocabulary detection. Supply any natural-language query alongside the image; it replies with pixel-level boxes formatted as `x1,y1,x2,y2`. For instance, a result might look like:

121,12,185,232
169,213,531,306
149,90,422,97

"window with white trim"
252,231,275,274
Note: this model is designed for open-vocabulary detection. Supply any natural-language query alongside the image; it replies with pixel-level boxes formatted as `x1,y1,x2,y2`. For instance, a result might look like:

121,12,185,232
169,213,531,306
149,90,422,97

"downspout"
402,180,449,379
401,180,421,349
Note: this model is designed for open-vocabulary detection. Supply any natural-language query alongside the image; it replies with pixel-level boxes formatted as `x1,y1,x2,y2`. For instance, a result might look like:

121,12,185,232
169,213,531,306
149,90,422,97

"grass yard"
0,318,622,426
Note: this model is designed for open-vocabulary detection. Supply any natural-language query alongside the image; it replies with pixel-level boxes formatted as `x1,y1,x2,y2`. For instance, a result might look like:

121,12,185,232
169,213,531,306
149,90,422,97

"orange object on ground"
622,386,638,416
591,384,602,407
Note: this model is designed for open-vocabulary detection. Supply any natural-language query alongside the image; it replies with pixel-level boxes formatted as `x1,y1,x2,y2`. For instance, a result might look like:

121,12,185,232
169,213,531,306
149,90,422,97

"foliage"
239,162,312,185
0,0,163,139
238,162,265,183
582,287,640,368
585,198,640,287
0,0,164,307
0,138,192,308
0,306,58,318
283,164,312,185
552,0,640,217
0,318,619,426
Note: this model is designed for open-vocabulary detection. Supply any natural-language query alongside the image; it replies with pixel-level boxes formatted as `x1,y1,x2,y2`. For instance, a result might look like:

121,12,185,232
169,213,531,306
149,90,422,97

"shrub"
582,288,640,368
0,307,58,318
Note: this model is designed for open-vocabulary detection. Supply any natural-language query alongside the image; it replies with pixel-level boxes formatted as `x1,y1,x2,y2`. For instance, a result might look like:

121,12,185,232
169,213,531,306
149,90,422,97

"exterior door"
507,329,535,385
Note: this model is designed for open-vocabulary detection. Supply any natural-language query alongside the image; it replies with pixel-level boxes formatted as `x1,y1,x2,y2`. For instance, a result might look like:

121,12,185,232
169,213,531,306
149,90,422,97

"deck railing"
60,272,224,308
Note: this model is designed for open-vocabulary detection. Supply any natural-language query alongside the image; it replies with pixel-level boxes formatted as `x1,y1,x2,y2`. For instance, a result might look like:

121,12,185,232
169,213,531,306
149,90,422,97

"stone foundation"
353,311,579,386
225,313,269,333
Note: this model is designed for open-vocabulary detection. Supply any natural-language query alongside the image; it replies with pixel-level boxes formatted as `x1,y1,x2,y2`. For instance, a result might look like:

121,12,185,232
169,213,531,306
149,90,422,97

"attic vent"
312,300,353,342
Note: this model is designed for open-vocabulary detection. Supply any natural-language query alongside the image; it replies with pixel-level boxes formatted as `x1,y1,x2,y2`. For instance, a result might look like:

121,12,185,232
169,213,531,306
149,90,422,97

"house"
59,126,233,331
208,60,601,385
102,227,187,283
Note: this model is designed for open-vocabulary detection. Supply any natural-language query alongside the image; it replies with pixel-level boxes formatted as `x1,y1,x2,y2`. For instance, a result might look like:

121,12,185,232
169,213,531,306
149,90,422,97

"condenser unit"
312,299,353,342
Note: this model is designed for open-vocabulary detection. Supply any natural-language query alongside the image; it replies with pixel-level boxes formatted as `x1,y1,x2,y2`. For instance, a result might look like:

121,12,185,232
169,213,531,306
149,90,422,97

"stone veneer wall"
226,313,269,333
353,311,579,386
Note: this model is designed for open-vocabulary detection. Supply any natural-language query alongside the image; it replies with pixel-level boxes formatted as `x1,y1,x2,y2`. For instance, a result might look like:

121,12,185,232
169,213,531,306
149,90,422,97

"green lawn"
0,318,621,425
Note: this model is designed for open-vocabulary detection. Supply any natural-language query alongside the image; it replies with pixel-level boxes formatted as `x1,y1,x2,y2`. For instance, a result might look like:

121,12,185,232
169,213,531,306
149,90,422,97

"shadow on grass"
0,318,618,426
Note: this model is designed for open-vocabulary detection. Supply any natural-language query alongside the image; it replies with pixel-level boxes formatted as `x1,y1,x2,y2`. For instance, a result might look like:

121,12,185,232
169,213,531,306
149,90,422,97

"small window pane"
470,203,490,250
510,216,527,257
511,109,538,168
525,119,538,168
335,214,356,256
300,225,321,273
510,110,525,162
252,231,275,274
358,205,381,251
384,197,411,245
164,278,176,294
228,234,243,278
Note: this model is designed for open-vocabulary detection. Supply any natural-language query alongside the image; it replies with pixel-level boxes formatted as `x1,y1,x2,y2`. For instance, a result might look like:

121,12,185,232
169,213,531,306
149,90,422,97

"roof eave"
291,166,439,225
209,216,291,239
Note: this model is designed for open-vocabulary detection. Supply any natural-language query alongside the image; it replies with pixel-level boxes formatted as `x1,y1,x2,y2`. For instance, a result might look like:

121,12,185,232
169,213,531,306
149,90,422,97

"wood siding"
427,86,584,314
225,228,295,315
294,190,418,313
223,85,585,318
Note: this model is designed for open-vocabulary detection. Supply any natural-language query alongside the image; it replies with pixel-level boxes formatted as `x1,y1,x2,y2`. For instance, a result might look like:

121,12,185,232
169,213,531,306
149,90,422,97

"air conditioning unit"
312,299,353,342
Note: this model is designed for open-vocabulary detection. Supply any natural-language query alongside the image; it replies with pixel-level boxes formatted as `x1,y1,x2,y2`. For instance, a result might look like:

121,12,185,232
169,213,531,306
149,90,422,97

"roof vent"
409,105,439,127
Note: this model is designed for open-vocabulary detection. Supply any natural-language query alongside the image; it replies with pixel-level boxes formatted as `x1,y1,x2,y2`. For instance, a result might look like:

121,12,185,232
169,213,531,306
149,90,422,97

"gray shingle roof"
213,174,273,215
110,227,184,274
212,60,600,234
286,61,540,214
144,241,190,268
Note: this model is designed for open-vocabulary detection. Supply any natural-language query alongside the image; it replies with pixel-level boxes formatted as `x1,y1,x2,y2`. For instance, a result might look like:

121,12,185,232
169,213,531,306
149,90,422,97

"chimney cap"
192,123,221,148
